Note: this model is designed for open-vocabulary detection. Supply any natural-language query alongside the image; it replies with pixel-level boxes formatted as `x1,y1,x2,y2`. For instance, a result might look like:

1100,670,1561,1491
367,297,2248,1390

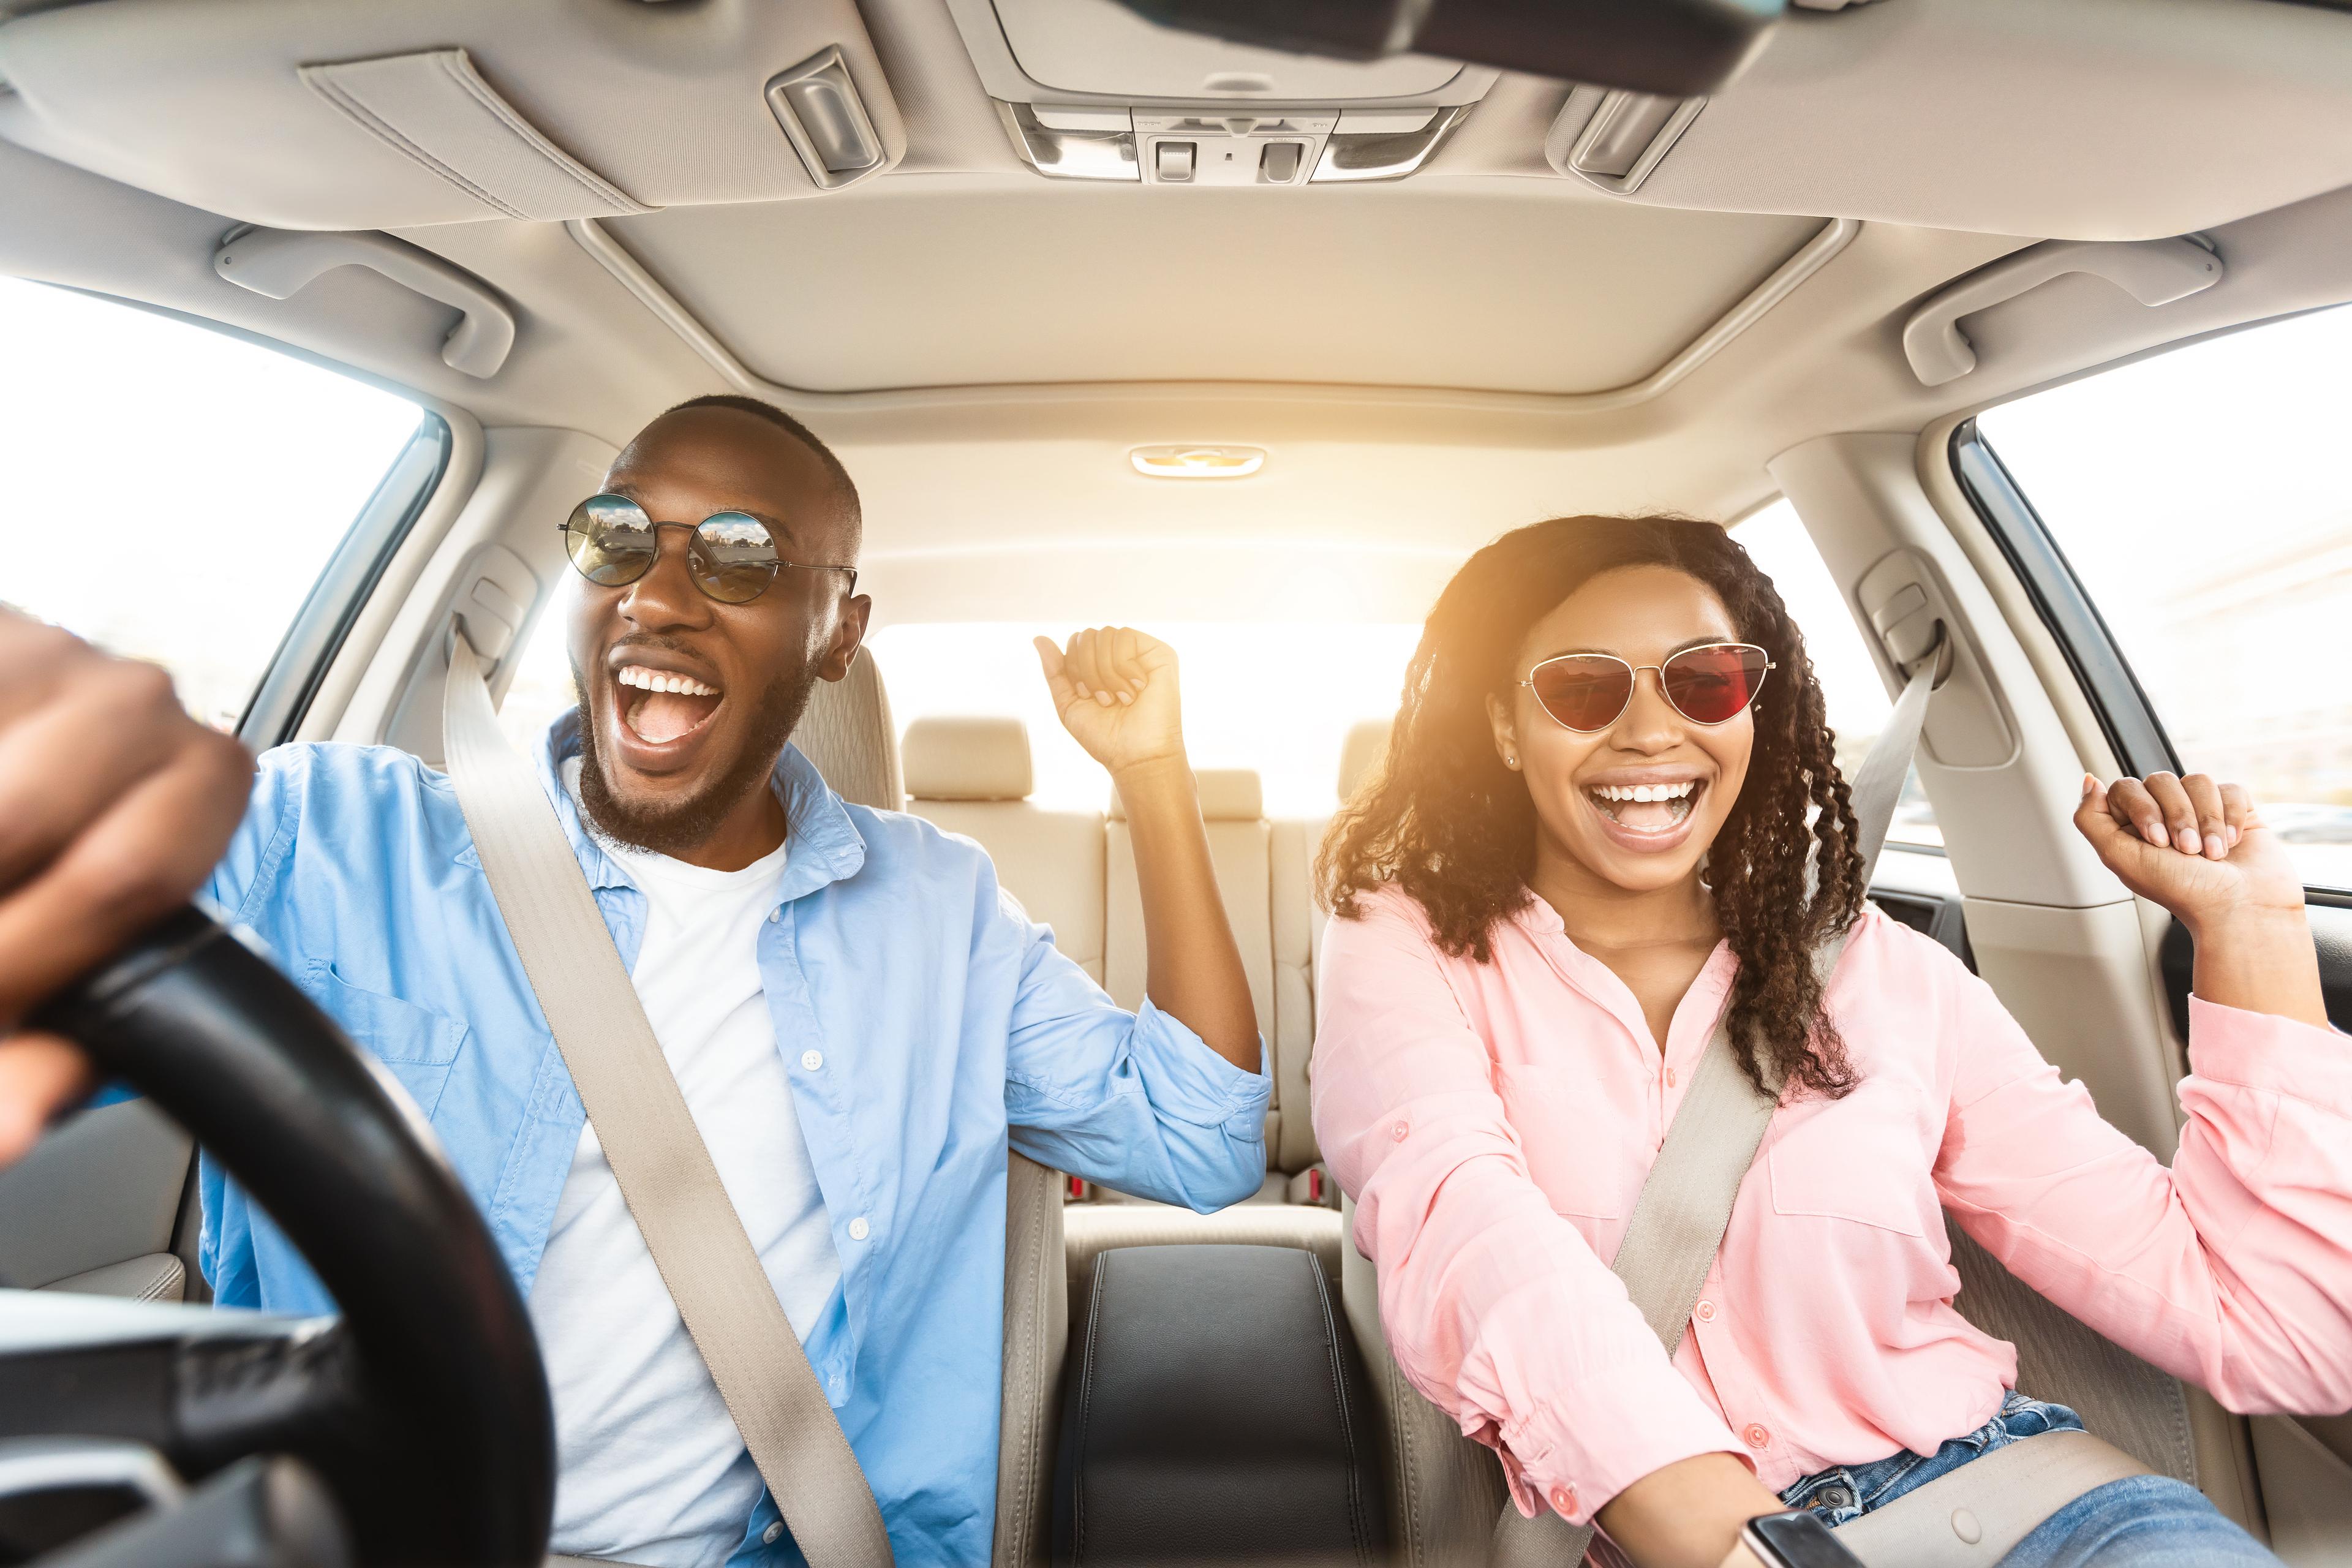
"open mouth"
615,663,723,747
1583,778,1703,835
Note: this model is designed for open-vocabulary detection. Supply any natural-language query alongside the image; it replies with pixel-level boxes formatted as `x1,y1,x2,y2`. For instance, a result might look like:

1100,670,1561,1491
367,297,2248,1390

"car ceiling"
6,0,2352,627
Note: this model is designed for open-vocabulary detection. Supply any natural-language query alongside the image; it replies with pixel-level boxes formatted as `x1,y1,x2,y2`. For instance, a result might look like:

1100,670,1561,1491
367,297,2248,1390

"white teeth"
617,665,718,698
1590,781,1696,803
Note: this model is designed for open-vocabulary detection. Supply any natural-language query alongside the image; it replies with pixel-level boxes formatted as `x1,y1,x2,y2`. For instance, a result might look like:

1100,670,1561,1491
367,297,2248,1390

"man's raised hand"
1033,627,1187,781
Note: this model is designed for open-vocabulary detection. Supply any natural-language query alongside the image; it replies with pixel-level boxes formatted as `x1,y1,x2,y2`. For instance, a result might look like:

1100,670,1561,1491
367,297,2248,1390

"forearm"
1114,756,1261,1071
1596,1453,1782,1568
2188,906,2329,1029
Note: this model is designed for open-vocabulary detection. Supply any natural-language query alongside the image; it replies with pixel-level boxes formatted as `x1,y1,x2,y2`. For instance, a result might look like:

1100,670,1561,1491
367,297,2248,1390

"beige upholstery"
1105,766,1263,822
1268,818,1322,1174
1105,770,1281,1159
904,717,1107,985
905,728,1342,1183
993,1153,1065,1568
905,715,1033,802
794,648,902,812
1338,717,1393,804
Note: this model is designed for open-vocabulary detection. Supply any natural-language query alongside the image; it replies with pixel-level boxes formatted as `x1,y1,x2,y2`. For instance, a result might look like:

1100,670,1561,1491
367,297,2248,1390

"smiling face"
568,404,868,860
1488,564,1756,895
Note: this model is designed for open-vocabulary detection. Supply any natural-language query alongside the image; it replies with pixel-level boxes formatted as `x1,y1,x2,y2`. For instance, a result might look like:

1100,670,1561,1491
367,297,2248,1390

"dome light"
1129,445,1267,479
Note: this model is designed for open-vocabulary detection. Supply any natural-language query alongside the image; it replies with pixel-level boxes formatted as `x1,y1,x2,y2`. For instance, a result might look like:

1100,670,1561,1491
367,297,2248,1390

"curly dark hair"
1319,515,1865,1099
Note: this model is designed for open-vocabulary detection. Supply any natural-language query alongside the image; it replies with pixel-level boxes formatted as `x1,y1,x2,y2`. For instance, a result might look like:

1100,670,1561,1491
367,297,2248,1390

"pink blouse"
1311,884,2352,1528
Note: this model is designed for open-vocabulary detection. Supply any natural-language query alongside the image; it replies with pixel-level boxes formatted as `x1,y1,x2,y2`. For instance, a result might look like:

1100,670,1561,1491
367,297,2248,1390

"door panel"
0,1101,191,1295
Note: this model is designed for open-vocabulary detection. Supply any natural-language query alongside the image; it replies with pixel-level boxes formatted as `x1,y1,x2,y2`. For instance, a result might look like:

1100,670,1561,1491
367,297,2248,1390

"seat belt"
440,633,895,1568
1491,629,2148,1567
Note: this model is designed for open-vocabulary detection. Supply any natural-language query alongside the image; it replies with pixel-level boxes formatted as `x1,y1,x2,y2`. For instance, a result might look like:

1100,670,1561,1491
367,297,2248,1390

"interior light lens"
1130,445,1267,479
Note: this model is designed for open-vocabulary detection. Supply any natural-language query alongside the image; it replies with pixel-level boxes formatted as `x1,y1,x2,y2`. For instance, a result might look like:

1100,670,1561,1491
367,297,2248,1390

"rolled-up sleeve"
1310,889,1741,1525
1940,978,2352,1415
1000,888,1268,1212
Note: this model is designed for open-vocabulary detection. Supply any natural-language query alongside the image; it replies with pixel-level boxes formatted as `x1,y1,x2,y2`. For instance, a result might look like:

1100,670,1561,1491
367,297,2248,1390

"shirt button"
1665,1068,1677,1088
1695,1300,1718,1322
848,1216,870,1242
1391,1121,1410,1141
1743,1423,1771,1450
763,1521,785,1545
767,908,779,923
801,1049,824,1071
1547,1483,1577,1516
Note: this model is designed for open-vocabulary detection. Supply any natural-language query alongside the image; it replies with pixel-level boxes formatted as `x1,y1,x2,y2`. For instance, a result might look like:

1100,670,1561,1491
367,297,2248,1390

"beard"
572,657,817,858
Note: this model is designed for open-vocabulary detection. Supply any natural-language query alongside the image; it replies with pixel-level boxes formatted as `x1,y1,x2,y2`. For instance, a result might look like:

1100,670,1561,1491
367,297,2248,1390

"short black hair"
663,393,861,530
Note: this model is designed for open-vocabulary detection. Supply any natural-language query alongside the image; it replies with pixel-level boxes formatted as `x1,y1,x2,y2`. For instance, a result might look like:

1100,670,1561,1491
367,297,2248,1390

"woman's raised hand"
1033,627,1186,781
2073,772,2301,926
2073,771,2328,1027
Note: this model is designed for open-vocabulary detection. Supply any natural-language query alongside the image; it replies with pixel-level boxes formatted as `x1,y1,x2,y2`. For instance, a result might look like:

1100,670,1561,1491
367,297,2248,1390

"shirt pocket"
1766,1079,1932,1237
304,960,469,1121
1494,1062,1635,1219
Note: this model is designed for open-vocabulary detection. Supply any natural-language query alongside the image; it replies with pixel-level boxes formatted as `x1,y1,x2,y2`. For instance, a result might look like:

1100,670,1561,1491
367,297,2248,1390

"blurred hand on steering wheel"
0,606,253,1163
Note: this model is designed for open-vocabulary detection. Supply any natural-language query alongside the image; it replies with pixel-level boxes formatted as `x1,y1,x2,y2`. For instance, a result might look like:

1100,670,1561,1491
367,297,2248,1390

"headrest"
1109,768,1262,823
795,648,902,810
1337,718,1392,802
902,716,1034,802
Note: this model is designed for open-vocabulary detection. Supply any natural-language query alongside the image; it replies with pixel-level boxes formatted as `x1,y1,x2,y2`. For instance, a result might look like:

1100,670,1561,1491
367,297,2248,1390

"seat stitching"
1008,1172,1047,1568
1071,1255,1113,1565
1305,1252,1376,1566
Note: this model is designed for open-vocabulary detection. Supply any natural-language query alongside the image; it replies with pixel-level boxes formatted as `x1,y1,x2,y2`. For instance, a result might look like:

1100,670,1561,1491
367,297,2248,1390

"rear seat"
900,715,1357,1310
899,715,1106,984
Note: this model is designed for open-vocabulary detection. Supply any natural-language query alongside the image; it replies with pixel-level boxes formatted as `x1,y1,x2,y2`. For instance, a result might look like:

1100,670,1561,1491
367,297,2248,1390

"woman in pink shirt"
1312,515,2348,1568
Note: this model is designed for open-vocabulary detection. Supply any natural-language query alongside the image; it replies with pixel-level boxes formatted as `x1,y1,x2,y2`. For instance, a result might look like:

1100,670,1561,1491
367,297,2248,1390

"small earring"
1505,754,1518,769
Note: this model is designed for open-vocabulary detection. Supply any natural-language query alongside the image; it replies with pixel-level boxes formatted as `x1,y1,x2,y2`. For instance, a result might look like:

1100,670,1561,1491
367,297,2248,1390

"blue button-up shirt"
197,712,1271,1566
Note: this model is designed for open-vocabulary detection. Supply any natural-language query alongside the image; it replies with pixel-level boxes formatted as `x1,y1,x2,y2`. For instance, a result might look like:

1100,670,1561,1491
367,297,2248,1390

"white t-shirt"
532,777,842,1567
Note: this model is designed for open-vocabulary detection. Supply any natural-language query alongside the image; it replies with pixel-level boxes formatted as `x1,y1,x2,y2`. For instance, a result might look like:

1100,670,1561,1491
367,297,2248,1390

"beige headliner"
5,0,2352,624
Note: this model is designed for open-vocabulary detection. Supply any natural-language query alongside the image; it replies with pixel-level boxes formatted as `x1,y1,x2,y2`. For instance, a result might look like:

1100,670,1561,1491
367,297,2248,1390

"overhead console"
948,0,1496,184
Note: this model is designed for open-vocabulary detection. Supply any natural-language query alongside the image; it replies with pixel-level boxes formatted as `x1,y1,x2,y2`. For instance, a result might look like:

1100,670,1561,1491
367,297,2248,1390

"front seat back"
793,647,902,810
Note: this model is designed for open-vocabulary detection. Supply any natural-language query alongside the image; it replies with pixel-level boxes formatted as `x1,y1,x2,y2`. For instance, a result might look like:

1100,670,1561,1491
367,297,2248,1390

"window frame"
1950,415,2352,905
239,412,453,748
1948,418,2180,780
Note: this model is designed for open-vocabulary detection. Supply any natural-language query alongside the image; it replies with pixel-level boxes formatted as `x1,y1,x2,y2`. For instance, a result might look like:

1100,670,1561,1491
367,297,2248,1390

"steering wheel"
1,907,554,1566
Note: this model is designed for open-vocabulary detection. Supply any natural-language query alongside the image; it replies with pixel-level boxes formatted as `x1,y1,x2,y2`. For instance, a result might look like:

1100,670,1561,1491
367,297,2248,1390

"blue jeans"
1777,1393,2280,1566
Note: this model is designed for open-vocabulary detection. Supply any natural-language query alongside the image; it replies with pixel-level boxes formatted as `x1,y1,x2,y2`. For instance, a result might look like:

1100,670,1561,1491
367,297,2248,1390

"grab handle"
214,227,516,379
1903,236,2222,388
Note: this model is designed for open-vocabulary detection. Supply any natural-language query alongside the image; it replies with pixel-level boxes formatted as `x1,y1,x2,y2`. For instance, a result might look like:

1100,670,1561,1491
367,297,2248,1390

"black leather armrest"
1053,1243,1387,1567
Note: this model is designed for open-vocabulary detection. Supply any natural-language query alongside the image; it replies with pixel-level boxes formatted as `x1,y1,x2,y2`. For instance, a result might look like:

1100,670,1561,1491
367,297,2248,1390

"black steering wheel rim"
29,906,554,1565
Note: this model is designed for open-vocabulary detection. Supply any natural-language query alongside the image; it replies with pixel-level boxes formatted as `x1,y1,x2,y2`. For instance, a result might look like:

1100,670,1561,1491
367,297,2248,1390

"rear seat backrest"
902,716,1107,984
1105,771,1286,1167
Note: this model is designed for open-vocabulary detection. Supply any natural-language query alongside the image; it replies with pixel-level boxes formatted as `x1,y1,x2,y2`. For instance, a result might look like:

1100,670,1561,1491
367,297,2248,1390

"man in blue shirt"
0,394,1270,1566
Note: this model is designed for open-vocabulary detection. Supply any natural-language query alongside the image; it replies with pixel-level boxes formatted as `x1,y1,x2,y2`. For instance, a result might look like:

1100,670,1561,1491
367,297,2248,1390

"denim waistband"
1776,1392,2087,1529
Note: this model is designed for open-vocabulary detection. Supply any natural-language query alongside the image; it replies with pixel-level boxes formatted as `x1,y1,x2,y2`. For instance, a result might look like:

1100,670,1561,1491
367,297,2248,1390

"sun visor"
301,50,653,223
0,0,906,230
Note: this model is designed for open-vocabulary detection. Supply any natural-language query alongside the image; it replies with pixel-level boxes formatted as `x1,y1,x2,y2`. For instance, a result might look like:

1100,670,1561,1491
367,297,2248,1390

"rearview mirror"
1106,0,1784,97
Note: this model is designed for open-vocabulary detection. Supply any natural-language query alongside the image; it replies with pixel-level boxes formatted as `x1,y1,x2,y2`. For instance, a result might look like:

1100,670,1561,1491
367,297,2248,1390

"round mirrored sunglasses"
1520,642,1773,733
559,492,857,605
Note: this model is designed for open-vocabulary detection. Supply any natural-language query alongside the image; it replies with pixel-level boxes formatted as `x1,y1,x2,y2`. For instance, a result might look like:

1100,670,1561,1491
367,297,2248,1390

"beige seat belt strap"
1497,632,1991,1567
441,635,895,1568
1831,1428,2147,1567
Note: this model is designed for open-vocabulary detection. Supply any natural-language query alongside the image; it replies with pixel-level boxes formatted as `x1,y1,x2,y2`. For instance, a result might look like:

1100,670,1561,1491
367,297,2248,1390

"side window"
1734,500,1942,849
1,277,429,733
1973,305,2352,889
